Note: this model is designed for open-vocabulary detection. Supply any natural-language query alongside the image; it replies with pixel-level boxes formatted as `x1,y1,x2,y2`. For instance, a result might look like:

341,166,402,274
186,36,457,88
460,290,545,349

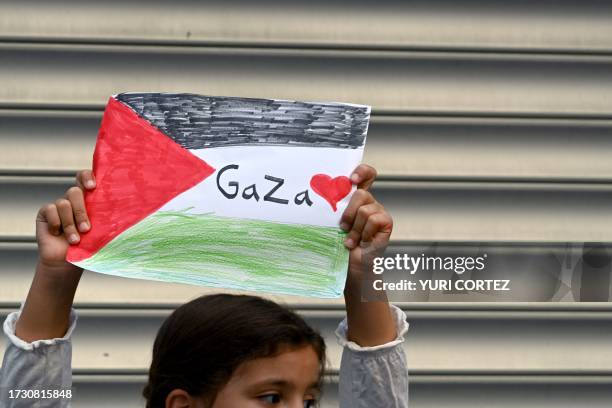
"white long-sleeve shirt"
0,305,409,407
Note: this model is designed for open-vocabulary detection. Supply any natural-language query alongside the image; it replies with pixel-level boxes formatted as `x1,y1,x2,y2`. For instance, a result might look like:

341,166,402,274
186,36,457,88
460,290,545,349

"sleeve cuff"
2,305,78,351
335,304,409,352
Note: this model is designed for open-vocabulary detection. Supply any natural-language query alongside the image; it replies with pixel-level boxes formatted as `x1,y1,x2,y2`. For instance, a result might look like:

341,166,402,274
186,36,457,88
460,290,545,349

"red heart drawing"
310,174,352,212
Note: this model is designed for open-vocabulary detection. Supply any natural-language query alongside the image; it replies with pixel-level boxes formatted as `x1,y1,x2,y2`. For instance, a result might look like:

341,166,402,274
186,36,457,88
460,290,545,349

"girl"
1,165,409,407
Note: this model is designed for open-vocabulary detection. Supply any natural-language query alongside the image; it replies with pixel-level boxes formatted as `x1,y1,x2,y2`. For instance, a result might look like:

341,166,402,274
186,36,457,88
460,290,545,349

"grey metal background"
1,1,612,406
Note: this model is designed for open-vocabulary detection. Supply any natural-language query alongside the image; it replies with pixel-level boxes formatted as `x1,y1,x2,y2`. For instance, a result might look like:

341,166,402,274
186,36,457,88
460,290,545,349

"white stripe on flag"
158,145,363,227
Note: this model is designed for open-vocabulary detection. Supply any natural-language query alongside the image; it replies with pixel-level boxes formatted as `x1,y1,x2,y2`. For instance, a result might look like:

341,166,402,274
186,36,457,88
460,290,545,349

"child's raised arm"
340,164,398,347
15,171,97,342
336,165,409,408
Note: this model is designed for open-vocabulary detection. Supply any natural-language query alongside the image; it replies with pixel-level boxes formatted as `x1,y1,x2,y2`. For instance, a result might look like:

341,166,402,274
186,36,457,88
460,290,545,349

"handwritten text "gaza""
215,164,353,211
216,164,314,206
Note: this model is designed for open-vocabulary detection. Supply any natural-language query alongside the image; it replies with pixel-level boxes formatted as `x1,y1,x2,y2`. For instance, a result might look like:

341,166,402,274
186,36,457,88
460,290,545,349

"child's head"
143,294,326,408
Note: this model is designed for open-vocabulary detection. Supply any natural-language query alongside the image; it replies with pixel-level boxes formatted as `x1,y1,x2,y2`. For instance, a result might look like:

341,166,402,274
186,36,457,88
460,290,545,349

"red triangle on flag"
67,97,216,263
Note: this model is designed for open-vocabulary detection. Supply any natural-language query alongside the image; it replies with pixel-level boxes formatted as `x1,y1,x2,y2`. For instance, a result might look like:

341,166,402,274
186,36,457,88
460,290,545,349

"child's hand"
340,164,393,279
36,170,96,273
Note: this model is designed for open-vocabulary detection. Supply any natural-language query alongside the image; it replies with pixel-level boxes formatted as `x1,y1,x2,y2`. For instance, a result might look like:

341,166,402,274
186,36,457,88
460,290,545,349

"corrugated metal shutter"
1,1,612,406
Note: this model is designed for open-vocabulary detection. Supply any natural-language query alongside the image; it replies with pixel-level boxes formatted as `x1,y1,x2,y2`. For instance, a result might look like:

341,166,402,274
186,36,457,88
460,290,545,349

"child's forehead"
227,344,321,386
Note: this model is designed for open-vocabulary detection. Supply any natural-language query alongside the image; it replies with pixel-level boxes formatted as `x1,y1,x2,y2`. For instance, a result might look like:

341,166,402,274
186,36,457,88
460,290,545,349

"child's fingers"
38,204,62,236
344,203,383,249
65,186,90,232
360,211,393,244
76,170,96,190
55,198,80,244
339,189,375,231
350,164,377,191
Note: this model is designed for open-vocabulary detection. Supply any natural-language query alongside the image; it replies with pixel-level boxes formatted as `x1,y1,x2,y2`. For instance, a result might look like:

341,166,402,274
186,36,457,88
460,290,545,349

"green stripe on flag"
75,211,349,298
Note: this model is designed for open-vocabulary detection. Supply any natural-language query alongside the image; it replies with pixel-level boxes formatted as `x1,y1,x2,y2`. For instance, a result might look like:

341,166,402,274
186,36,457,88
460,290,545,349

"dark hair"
143,294,326,407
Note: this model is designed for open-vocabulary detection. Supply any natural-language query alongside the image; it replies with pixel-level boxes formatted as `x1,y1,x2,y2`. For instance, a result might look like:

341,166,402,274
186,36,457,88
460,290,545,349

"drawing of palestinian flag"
67,93,370,298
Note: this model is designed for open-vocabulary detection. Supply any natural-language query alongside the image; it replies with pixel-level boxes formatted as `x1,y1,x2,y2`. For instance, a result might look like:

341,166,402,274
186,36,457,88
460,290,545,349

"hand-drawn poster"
66,93,370,297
